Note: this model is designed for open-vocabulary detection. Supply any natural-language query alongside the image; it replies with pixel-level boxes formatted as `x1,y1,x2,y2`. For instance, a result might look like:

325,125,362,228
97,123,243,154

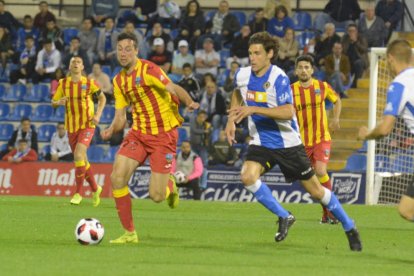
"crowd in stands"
0,0,407,190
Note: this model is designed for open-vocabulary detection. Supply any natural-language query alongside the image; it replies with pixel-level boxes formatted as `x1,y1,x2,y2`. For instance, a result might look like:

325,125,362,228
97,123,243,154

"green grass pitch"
0,196,413,275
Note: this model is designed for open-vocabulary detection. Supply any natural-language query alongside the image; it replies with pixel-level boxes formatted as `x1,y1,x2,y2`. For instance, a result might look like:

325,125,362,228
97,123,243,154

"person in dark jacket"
0,0,22,38
199,80,227,131
375,0,403,43
226,24,251,68
34,1,56,32
206,0,240,45
358,5,386,47
249,8,268,34
175,0,205,52
314,22,341,66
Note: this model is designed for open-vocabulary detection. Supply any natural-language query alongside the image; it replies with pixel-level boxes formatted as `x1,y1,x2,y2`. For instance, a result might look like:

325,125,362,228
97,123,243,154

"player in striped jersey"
226,31,361,251
358,39,414,221
291,55,342,224
52,56,106,206
101,32,199,244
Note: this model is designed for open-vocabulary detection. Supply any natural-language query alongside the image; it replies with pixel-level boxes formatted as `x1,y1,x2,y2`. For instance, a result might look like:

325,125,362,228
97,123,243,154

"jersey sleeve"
384,82,405,117
52,79,64,101
274,74,293,105
113,77,129,109
325,82,339,103
90,79,101,95
145,62,171,91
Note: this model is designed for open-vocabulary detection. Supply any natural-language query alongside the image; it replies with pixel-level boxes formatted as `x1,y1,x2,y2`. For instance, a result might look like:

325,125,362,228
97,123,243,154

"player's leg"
71,142,88,205
398,181,414,221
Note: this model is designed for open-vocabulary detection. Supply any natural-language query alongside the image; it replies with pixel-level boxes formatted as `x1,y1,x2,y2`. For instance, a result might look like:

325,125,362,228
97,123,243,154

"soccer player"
291,55,342,224
225,32,362,251
101,32,199,244
358,39,414,221
51,56,106,206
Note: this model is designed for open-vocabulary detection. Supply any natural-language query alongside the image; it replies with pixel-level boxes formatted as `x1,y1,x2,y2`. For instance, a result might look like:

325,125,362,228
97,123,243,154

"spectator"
88,63,112,102
341,23,368,87
157,0,181,28
172,141,203,200
208,130,237,166
178,63,201,102
314,23,341,66
223,61,240,95
63,37,91,74
201,72,216,89
375,0,403,43
267,5,294,39
324,42,351,97
0,0,22,37
176,0,205,52
2,139,38,163
249,8,268,34
133,0,158,26
276,27,298,73
189,110,211,189
50,67,64,97
89,0,119,25
4,117,38,157
97,17,119,69
148,37,172,73
314,0,362,33
171,40,195,75
46,122,73,162
40,18,64,52
264,0,292,18
15,15,40,53
34,1,56,32
226,24,251,69
123,21,148,59
206,0,240,45
33,39,62,84
200,81,227,131
195,37,220,77
0,25,12,74
358,5,386,48
78,17,98,66
10,35,37,84
146,22,173,52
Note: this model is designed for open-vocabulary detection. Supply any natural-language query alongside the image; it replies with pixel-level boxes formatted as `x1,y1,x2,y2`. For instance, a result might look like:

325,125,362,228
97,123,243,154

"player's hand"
329,118,340,134
186,101,200,112
101,127,114,141
92,114,101,125
357,126,369,141
228,106,253,124
225,121,237,146
54,97,67,106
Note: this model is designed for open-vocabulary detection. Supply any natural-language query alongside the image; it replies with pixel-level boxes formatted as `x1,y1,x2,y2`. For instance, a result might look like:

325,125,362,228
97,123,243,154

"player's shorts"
405,179,414,197
118,128,178,174
305,141,332,165
245,144,315,182
68,128,95,151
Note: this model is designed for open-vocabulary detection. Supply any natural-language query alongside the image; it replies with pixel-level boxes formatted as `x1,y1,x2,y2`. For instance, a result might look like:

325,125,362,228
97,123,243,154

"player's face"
117,39,138,69
295,61,313,82
69,57,84,74
249,44,272,75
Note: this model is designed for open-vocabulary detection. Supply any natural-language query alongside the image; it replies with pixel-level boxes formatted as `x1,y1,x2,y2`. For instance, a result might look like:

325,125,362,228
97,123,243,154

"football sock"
74,160,86,194
165,175,175,199
319,174,332,217
245,179,289,218
113,186,135,232
320,187,354,231
85,162,98,192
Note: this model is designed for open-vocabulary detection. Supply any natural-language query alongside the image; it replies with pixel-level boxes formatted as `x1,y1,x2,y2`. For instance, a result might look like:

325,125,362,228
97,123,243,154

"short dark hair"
182,63,192,69
71,36,80,42
275,5,288,18
295,55,315,68
39,1,48,6
248,31,279,63
255,7,264,13
18,139,28,144
43,38,53,45
57,122,65,127
21,117,30,123
117,32,138,49
25,35,34,41
181,140,191,145
23,15,32,20
347,23,358,30
197,110,207,116
46,18,56,23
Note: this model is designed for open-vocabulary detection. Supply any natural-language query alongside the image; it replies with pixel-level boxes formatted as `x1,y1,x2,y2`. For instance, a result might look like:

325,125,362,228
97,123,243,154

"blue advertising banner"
127,167,366,204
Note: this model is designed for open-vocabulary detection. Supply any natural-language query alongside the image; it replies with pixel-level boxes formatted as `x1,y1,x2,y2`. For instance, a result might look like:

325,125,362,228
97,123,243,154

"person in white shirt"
195,37,220,77
171,40,195,75
33,38,61,84
47,122,73,161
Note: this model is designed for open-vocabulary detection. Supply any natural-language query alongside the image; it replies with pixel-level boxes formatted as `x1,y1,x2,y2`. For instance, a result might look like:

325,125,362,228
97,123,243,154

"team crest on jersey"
165,153,173,168
315,88,321,95
135,77,141,84
324,149,330,156
263,81,270,90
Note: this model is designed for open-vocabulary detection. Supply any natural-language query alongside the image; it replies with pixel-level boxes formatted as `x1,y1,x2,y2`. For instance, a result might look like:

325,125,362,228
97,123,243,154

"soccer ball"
75,218,104,245
174,171,186,184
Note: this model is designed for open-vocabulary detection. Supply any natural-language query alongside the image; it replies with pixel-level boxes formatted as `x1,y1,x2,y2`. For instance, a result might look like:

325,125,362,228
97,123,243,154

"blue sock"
248,181,289,218
325,193,355,231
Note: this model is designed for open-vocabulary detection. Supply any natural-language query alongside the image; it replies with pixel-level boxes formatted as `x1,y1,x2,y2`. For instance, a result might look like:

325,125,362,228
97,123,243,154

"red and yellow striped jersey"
291,79,338,146
52,76,100,133
113,58,183,135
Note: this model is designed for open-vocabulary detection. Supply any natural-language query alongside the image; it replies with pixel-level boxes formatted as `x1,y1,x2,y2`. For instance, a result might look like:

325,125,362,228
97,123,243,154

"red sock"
113,187,135,232
74,160,86,194
319,175,332,218
85,163,98,192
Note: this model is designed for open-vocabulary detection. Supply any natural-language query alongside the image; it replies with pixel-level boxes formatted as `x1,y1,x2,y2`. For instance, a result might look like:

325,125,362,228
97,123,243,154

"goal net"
366,48,414,204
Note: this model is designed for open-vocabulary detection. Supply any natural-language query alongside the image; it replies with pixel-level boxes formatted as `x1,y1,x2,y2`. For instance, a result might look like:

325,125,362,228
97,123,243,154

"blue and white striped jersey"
383,68,414,133
234,65,302,149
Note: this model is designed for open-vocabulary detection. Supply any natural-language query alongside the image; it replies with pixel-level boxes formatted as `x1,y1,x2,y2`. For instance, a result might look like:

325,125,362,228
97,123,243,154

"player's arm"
92,91,106,125
327,84,342,133
101,107,127,140
225,89,244,145
358,115,396,140
166,82,199,111
51,79,66,108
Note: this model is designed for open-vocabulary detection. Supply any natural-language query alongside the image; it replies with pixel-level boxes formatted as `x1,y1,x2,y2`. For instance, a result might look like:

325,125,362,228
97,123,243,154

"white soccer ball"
75,218,105,245
174,171,186,184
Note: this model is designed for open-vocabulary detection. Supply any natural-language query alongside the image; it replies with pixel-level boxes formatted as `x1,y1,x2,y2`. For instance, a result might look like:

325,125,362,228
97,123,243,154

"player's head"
69,55,84,75
17,139,28,152
248,31,279,75
386,39,412,76
180,140,191,155
117,32,139,69
295,55,314,83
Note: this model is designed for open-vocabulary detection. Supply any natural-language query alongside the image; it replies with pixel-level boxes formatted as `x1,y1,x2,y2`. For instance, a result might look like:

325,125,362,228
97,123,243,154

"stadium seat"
23,84,50,102
177,127,188,146
392,155,414,173
0,83,6,98
100,105,115,124
37,124,56,142
220,49,230,68
87,145,106,163
205,10,216,22
8,104,32,121
0,123,14,140
0,102,11,120
292,12,312,31
2,84,27,102
231,11,247,26
104,146,119,162
375,154,391,172
39,144,51,161
50,105,65,122
31,104,54,122
344,154,367,172
63,28,79,46
101,65,112,77
169,29,179,40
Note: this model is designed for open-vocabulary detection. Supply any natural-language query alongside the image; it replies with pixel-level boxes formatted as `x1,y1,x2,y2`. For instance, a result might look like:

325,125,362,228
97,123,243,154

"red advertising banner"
0,162,113,198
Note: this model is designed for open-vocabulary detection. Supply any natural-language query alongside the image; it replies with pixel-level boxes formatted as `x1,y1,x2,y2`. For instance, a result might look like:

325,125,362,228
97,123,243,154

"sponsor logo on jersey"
278,92,290,103
246,90,267,102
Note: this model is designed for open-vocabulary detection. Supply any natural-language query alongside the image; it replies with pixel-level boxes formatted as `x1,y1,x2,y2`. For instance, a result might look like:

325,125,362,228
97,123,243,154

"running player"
358,39,414,221
101,32,199,244
292,55,342,224
225,31,362,251
51,56,106,206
